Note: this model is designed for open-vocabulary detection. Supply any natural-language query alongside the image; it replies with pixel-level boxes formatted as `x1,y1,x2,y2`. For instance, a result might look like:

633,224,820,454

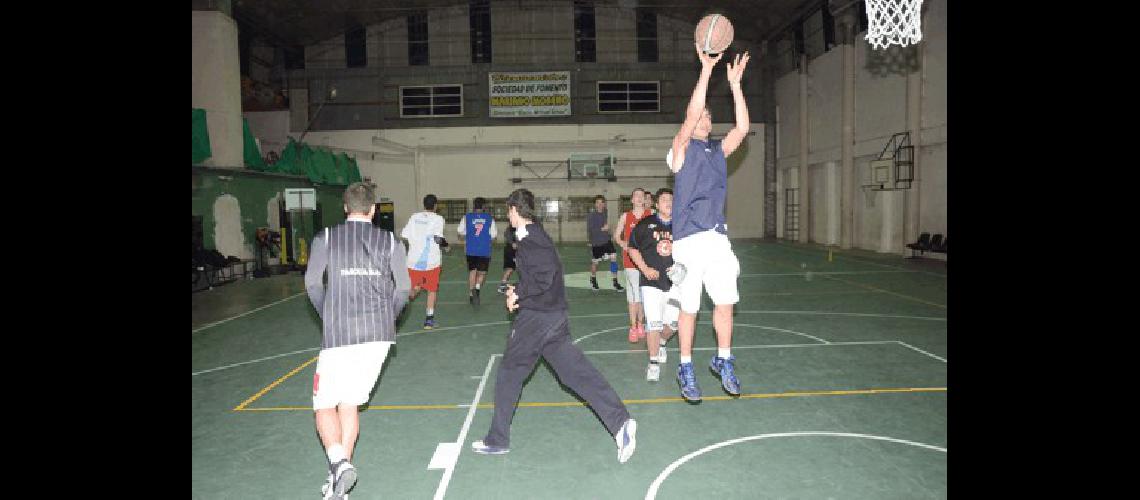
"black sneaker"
497,282,509,294
613,279,624,291
590,276,600,290
473,288,481,305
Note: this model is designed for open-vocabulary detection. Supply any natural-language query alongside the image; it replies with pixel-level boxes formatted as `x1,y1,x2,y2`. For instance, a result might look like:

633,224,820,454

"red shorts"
408,267,441,292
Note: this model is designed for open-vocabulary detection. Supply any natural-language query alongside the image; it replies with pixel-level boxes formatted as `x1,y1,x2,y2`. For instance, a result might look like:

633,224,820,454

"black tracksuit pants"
482,309,630,448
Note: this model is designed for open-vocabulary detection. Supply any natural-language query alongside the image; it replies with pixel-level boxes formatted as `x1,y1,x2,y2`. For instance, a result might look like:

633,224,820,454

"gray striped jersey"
305,220,412,348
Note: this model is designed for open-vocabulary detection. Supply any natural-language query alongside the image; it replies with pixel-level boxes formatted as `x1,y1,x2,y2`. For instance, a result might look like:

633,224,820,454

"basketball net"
864,0,923,50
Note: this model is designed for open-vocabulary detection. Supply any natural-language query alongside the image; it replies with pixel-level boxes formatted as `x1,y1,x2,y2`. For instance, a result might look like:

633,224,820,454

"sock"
660,338,668,347
610,261,618,273
326,443,347,466
426,308,434,316
718,348,731,359
475,283,481,290
680,355,692,364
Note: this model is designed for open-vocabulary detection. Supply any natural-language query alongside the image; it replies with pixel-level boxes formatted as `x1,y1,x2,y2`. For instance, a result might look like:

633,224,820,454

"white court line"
572,326,629,344
645,431,946,500
191,347,319,376
193,310,944,374
574,341,900,356
739,270,914,277
772,242,947,278
893,341,947,363
192,292,307,334
432,354,498,500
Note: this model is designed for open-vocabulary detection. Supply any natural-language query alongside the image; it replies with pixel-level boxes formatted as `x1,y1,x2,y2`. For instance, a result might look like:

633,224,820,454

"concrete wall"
773,0,946,255
192,11,243,167
294,122,765,242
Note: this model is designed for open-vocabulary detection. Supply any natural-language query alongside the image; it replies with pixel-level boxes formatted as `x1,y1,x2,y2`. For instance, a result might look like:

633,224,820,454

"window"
636,7,657,63
535,197,561,223
565,197,597,222
619,195,632,213
438,199,469,223
573,1,596,63
400,85,463,117
597,81,660,113
345,25,366,67
486,197,509,221
408,12,429,66
469,0,492,63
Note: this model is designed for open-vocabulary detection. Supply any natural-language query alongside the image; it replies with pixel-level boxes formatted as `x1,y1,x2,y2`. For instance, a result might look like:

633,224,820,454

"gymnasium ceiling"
203,0,821,48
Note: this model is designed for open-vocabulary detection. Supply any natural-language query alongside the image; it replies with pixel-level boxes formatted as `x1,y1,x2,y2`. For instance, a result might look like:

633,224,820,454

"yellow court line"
232,356,320,411
234,386,946,412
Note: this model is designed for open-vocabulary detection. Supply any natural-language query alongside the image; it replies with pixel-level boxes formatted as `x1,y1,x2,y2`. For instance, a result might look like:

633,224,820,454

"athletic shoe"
473,288,481,306
329,459,357,499
709,356,741,396
628,326,639,343
423,316,435,329
590,276,600,290
471,440,510,455
615,418,638,463
613,279,624,291
320,472,333,498
646,362,660,382
677,362,702,401
497,282,509,294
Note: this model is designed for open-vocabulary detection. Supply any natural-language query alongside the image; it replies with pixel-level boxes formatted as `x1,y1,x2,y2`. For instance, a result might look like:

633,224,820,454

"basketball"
695,14,734,55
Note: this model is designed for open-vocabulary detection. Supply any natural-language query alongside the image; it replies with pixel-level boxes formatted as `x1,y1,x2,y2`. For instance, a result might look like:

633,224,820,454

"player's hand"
726,51,750,87
695,42,724,71
644,268,660,281
505,286,519,312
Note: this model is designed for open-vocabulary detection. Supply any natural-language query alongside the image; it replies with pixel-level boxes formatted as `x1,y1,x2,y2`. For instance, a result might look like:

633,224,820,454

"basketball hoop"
864,0,923,50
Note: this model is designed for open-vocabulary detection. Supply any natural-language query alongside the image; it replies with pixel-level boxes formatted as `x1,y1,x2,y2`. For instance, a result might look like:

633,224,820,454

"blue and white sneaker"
615,418,637,463
677,362,702,402
471,440,510,455
709,355,741,396
423,316,435,330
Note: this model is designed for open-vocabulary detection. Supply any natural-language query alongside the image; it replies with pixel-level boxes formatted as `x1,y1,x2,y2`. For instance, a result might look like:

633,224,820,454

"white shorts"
624,269,641,303
671,230,740,313
312,341,393,410
641,286,679,332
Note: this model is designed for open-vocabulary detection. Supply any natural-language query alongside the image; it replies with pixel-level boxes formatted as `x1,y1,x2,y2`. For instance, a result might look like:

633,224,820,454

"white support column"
903,43,925,252
798,54,810,244
880,190,898,253
826,161,840,245
192,11,243,168
840,20,856,250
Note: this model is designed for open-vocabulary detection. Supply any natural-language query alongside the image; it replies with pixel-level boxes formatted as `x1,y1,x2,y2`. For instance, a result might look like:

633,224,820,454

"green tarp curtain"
248,135,362,186
242,118,267,170
192,108,212,164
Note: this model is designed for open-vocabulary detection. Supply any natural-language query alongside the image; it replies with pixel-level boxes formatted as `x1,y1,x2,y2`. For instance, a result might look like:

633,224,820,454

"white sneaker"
329,460,357,498
615,418,637,463
655,345,667,364
646,363,661,382
321,473,333,498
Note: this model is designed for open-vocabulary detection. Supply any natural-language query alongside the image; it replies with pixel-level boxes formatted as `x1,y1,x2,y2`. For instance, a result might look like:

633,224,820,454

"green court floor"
192,239,946,499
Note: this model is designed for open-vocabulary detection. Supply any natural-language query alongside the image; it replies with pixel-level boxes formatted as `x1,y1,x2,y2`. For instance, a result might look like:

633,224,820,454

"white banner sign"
489,72,571,118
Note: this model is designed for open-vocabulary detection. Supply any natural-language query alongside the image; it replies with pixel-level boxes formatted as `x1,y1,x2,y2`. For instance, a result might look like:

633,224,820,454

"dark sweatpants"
482,309,630,448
